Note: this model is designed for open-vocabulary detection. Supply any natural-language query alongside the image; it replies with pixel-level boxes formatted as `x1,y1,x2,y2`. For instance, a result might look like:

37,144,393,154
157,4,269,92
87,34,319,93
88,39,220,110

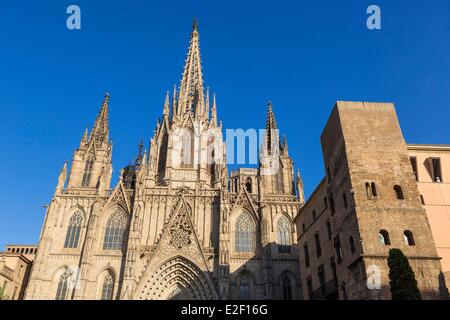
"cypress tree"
388,248,421,300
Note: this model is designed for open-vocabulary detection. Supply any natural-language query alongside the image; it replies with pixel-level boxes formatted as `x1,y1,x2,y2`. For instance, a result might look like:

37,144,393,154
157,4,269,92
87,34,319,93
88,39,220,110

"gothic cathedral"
25,21,304,300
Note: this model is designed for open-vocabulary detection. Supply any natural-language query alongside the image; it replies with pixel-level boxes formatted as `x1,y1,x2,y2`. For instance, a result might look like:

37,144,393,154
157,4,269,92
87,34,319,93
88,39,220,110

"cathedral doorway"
165,284,194,300
135,255,217,300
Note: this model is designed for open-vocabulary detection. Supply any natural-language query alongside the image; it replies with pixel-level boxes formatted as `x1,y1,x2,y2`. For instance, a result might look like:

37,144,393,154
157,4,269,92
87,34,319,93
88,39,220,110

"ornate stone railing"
0,266,14,280
61,188,99,196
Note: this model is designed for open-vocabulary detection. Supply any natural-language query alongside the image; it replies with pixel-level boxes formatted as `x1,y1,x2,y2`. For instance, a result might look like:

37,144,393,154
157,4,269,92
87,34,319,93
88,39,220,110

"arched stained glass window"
81,159,94,187
101,272,114,300
64,211,83,248
103,210,127,250
55,270,72,300
277,216,291,253
180,130,194,168
235,213,255,253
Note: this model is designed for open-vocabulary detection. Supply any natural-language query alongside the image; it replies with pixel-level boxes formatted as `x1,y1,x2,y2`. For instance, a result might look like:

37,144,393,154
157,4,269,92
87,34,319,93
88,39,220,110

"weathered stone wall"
320,101,443,299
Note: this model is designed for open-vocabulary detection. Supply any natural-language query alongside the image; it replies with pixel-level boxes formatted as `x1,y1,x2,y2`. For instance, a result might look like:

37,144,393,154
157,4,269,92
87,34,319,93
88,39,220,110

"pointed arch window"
277,216,292,253
103,210,127,250
235,213,256,253
239,274,251,299
157,132,169,180
282,273,293,300
180,130,195,168
207,135,216,180
64,211,83,249
81,159,94,187
101,272,114,300
55,270,72,300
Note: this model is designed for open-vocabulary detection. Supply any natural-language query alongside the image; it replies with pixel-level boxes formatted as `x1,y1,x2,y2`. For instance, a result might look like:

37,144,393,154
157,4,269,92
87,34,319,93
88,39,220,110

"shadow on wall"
217,242,302,300
439,272,450,298
151,242,301,300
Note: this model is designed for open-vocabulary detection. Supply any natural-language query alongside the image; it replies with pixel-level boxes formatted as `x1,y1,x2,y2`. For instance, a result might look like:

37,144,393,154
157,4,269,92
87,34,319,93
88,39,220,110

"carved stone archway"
136,256,216,300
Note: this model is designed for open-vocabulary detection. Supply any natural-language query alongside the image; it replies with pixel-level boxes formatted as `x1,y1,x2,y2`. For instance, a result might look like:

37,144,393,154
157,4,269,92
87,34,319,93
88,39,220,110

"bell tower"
66,93,113,192
146,20,227,190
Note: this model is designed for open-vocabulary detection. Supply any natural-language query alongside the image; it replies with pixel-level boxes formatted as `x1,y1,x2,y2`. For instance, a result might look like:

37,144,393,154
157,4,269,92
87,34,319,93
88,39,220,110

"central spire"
177,19,205,118
265,101,279,155
88,93,110,147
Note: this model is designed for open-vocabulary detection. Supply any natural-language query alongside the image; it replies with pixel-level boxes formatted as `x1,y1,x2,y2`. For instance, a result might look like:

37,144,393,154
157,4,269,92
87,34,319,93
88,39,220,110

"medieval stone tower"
24,21,303,300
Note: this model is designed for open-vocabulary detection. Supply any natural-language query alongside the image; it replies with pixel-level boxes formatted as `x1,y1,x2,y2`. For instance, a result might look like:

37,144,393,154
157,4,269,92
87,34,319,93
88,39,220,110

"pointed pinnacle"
172,84,177,117
62,160,68,172
163,90,170,116
80,127,89,146
266,101,277,130
205,87,210,117
193,18,198,32
89,93,110,144
178,21,204,116
210,93,217,126
297,168,303,183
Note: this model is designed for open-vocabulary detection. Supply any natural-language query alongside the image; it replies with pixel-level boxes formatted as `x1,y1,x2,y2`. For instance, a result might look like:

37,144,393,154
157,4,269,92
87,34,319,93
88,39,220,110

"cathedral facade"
24,21,303,300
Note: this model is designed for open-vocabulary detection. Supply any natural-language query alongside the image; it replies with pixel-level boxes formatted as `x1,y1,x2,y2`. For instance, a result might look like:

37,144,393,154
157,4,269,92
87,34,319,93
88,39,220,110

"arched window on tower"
379,230,391,245
81,158,94,187
366,182,372,198
394,185,404,200
277,216,292,253
180,130,194,168
207,135,216,181
157,132,169,180
101,271,115,300
235,213,256,253
371,182,378,197
103,210,127,250
245,177,252,193
404,230,415,246
64,211,83,249
55,269,72,300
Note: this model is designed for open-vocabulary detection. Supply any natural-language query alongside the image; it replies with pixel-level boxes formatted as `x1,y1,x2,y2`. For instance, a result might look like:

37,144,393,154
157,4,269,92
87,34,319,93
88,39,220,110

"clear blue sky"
0,0,449,247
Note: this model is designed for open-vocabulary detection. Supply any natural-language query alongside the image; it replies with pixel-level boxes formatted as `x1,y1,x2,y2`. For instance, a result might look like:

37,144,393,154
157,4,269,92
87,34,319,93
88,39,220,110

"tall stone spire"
266,101,278,130
177,19,205,118
79,127,88,148
205,87,210,119
171,85,177,119
89,93,110,146
163,90,170,117
55,161,68,193
281,134,289,156
265,101,279,155
210,93,218,127
296,168,305,204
